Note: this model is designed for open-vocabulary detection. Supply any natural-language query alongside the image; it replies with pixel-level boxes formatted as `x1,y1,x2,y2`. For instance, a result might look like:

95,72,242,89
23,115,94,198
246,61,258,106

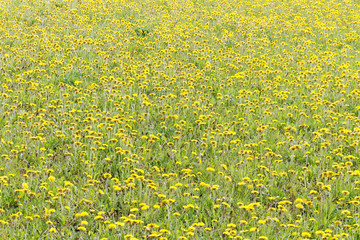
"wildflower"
77,226,86,231
301,232,311,238
108,224,116,229
296,204,304,210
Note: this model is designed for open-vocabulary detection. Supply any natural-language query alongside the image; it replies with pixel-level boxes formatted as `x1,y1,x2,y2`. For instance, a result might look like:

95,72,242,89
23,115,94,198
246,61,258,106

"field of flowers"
0,0,360,239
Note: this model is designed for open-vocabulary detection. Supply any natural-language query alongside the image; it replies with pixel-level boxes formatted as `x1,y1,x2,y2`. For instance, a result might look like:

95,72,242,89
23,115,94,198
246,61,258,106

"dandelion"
77,226,86,231
48,176,55,182
301,232,311,238
296,204,304,210
108,224,116,229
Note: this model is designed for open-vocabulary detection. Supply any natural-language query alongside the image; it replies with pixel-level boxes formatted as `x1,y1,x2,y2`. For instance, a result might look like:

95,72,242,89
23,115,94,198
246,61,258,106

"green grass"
0,0,360,239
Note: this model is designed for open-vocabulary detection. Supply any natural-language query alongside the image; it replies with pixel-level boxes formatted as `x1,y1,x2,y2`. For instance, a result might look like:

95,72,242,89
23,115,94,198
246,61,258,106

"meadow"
0,0,360,239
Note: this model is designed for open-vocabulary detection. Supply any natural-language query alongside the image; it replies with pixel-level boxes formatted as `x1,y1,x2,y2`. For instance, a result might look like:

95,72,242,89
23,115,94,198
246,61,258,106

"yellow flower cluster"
0,0,360,239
